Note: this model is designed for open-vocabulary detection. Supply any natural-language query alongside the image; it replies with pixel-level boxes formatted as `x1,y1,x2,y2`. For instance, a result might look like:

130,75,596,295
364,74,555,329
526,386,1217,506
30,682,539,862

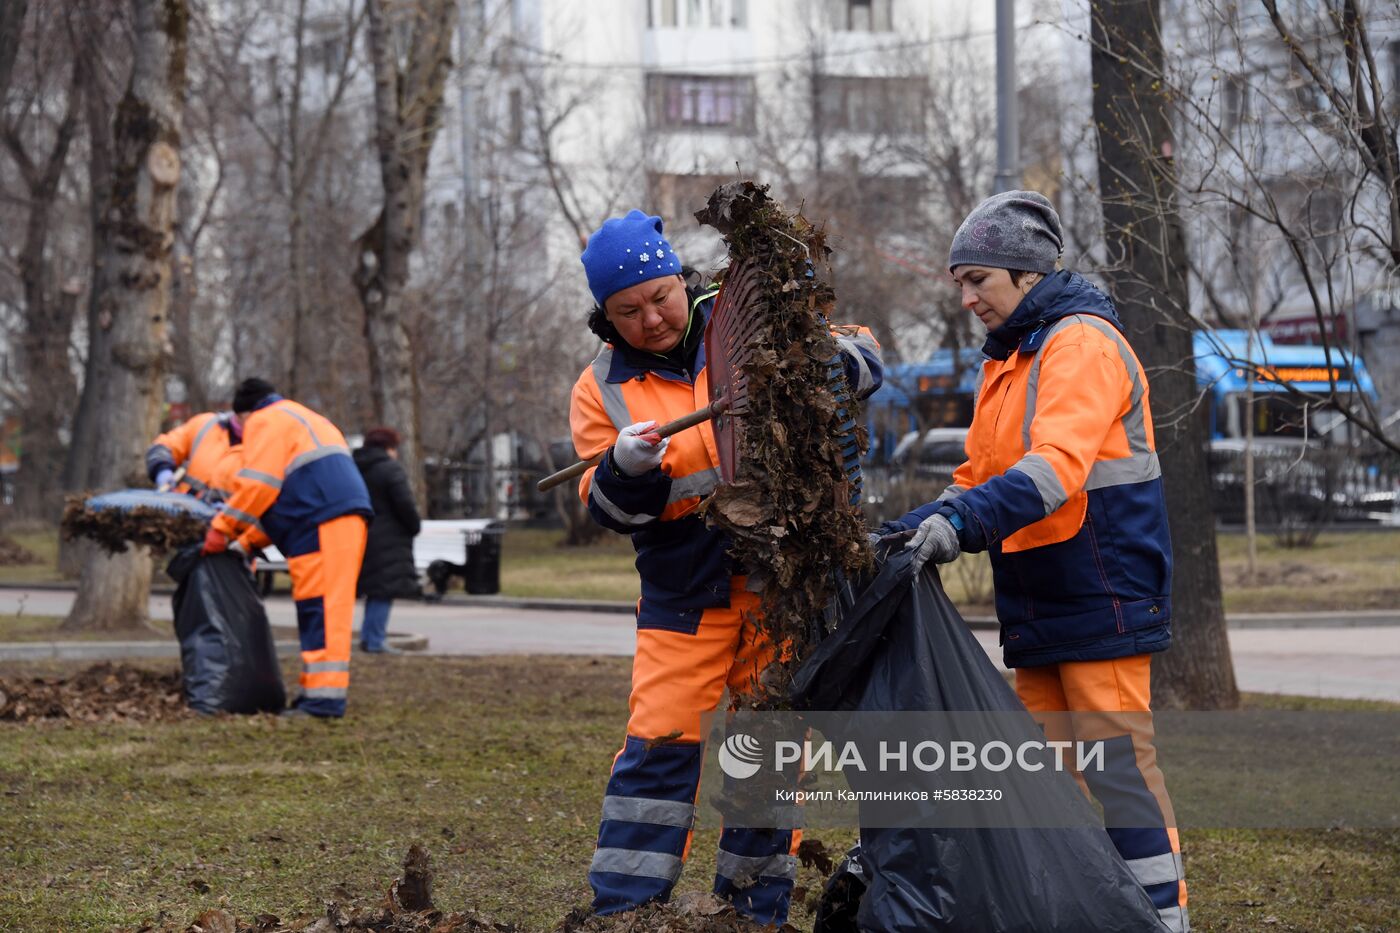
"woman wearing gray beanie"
879,190,1190,932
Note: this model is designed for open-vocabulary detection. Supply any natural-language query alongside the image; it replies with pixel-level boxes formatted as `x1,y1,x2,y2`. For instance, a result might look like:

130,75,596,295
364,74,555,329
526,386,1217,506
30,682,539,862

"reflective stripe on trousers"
284,514,366,717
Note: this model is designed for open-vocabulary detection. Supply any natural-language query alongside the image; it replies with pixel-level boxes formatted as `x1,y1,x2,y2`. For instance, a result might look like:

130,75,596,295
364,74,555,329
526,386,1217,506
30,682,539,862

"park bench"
254,519,506,598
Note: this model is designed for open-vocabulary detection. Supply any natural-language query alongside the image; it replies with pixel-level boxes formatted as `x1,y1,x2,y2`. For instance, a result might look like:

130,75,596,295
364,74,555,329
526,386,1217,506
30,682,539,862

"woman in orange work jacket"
881,191,1189,933
571,210,882,926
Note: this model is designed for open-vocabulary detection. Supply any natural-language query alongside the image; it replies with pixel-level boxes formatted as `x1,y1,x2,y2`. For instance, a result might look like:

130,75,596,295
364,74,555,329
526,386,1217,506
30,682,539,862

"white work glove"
612,421,669,477
155,468,175,491
905,513,961,576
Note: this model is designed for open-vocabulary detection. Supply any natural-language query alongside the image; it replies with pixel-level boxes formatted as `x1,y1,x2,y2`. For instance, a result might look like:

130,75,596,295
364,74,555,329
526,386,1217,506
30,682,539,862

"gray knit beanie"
948,190,1063,274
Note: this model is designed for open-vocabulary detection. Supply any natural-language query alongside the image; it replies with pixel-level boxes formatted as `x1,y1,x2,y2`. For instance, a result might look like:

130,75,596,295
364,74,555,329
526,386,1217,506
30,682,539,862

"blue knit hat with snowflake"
581,209,683,307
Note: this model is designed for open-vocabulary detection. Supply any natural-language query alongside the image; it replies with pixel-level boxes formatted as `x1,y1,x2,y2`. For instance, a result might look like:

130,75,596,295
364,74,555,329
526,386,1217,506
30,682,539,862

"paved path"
4,589,1398,702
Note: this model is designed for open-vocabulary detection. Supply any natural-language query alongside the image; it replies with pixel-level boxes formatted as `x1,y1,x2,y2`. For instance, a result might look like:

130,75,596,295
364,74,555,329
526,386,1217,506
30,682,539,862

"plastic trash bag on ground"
167,546,286,715
793,548,1166,933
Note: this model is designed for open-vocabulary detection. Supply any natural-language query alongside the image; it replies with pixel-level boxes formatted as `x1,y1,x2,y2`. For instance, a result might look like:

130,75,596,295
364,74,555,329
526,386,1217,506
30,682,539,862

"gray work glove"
905,513,961,576
612,421,669,477
155,468,175,491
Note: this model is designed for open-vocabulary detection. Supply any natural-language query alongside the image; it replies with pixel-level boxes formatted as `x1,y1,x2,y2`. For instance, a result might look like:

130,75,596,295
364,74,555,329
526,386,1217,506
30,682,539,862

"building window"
818,76,924,134
647,74,755,131
830,0,893,32
648,0,747,29
648,172,733,224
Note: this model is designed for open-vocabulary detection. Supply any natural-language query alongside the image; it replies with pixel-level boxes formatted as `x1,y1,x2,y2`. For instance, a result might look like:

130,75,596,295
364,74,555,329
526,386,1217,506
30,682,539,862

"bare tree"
64,0,188,632
353,0,457,506
1,8,82,520
1090,0,1238,710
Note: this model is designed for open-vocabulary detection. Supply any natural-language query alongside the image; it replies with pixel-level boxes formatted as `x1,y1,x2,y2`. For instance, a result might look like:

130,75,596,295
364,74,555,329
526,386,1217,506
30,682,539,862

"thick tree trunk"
1090,0,1239,709
60,1,121,579
354,0,457,510
64,0,187,632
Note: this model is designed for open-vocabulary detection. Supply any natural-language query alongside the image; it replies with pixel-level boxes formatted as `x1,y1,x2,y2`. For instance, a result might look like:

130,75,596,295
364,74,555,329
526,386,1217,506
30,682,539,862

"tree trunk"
1090,0,1239,709
64,0,188,632
8,84,81,522
354,0,457,508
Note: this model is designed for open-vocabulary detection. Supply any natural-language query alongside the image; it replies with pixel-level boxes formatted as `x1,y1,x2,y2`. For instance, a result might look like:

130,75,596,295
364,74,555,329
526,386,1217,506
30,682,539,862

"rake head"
705,259,765,484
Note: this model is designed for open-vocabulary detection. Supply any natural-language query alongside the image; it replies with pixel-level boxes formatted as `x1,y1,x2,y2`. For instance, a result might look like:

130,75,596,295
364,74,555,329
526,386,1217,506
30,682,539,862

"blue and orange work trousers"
285,514,367,717
589,580,801,925
1016,654,1189,933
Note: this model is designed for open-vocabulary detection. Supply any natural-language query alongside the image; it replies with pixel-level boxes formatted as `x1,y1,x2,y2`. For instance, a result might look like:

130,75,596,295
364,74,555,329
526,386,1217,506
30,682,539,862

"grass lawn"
6,526,1398,614
1216,531,1400,613
0,655,1396,932
0,527,64,585
0,613,172,642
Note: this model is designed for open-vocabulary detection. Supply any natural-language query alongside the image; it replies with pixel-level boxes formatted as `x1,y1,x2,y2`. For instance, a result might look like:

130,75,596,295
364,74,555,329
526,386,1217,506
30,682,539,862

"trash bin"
463,524,505,595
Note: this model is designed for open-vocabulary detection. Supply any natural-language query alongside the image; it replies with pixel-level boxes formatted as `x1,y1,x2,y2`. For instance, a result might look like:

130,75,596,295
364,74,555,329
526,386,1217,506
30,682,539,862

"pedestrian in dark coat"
353,427,422,653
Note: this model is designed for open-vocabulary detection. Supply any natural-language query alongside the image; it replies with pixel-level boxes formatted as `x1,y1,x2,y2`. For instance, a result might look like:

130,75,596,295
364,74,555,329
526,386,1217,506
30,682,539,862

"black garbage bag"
793,549,1166,933
167,546,286,715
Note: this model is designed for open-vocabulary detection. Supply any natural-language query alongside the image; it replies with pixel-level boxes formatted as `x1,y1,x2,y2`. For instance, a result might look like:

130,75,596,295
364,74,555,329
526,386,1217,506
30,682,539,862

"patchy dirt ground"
129,846,809,933
0,661,189,723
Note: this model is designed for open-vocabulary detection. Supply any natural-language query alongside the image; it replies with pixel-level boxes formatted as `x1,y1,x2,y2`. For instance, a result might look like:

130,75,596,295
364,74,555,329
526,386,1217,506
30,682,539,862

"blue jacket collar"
982,271,1124,360
251,393,284,412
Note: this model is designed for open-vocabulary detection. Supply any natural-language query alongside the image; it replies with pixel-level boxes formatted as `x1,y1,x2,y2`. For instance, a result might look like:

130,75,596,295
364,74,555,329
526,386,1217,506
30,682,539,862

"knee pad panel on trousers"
294,595,326,652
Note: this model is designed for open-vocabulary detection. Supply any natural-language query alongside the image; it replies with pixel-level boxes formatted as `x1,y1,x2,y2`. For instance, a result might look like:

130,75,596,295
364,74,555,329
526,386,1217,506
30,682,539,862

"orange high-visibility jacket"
146,412,238,500
211,397,371,555
888,271,1172,667
571,284,882,632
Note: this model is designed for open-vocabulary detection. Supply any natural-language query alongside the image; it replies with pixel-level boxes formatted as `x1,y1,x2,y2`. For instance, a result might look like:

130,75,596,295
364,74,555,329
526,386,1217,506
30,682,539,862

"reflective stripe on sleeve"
287,445,351,475
1084,451,1162,490
667,468,719,503
238,468,284,489
1010,452,1068,516
935,483,967,504
589,847,683,882
222,507,262,530
600,796,696,829
590,484,661,527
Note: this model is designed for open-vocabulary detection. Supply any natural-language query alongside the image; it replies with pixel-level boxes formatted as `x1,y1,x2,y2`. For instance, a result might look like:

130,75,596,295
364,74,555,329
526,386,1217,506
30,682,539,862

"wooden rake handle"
536,398,729,493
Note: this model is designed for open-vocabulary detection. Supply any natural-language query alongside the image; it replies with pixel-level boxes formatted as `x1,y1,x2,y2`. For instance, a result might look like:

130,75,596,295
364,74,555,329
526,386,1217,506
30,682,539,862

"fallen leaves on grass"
138,847,805,933
0,534,41,565
0,661,188,723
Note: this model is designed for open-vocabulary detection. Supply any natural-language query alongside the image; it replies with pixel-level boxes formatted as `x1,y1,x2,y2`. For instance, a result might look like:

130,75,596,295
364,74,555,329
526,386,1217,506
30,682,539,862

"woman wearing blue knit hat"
569,208,884,925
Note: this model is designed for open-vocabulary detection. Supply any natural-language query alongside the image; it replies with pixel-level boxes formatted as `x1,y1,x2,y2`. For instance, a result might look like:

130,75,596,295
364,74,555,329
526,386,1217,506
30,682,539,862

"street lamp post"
994,0,1021,194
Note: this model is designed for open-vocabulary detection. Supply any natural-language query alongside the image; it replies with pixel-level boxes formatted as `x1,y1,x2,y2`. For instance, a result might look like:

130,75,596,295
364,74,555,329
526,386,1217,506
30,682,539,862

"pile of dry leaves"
0,534,41,566
0,661,187,723
696,181,874,703
61,493,209,555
